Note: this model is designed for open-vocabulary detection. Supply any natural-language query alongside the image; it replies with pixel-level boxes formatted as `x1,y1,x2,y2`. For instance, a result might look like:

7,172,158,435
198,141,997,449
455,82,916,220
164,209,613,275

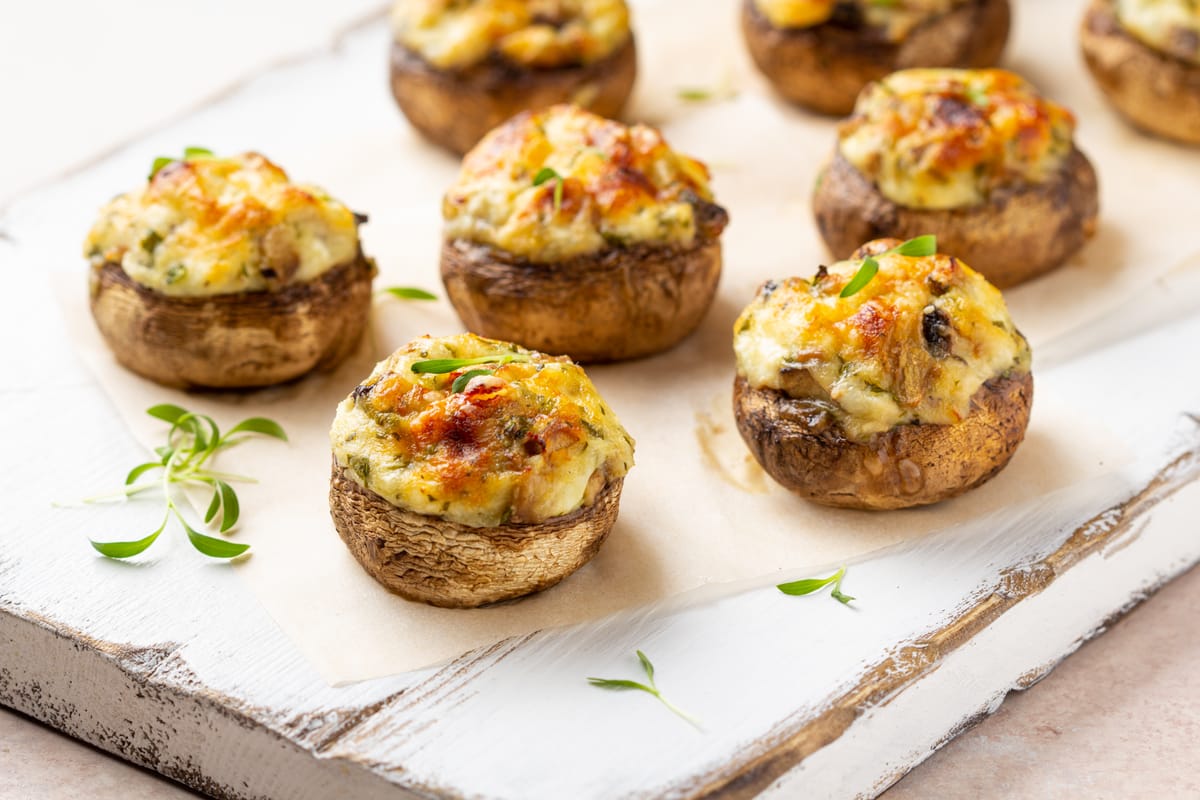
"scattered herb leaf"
82,404,286,560
380,286,438,301
149,146,216,180
451,369,491,393
411,353,531,374
588,650,701,728
839,235,937,298
532,166,560,186
777,566,855,606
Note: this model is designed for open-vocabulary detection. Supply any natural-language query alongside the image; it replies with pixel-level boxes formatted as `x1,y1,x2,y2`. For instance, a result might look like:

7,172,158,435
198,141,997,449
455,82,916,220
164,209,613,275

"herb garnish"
149,146,215,180
379,286,438,301
839,235,937,298
588,650,701,728
450,369,491,393
777,566,855,605
533,166,564,212
84,404,286,560
411,353,531,374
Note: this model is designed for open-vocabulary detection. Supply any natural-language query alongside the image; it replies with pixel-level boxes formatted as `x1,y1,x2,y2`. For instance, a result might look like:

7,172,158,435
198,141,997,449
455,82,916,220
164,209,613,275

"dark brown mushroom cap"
440,229,724,363
88,251,375,389
389,36,637,156
329,461,624,608
1081,0,1200,145
733,372,1032,510
741,0,1011,116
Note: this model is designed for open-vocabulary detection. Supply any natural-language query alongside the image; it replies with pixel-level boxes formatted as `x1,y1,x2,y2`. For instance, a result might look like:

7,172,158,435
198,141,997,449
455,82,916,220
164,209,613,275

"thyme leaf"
777,566,855,606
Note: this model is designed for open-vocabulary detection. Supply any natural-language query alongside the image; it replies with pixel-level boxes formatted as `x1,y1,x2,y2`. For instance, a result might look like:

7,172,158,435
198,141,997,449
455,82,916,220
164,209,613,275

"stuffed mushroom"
732,236,1032,510
329,333,635,608
390,0,638,155
742,0,1011,116
813,69,1100,288
440,104,729,362
85,150,375,389
1081,0,1200,145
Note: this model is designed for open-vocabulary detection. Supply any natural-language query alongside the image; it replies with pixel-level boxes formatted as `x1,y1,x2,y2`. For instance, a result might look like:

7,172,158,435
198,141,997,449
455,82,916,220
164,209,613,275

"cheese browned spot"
1116,0,1200,64
392,0,631,71
83,152,359,297
753,0,970,41
838,69,1076,210
443,104,719,262
330,333,635,528
733,242,1030,441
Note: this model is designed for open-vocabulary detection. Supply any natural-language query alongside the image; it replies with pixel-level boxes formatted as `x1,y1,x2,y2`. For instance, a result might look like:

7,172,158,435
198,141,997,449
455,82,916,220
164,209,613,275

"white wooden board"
2,1,1200,797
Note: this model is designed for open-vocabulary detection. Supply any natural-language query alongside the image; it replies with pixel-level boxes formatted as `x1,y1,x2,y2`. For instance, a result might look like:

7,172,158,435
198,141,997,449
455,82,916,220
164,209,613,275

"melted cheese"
838,69,1076,210
84,152,360,296
392,0,631,71
1116,0,1200,65
443,104,719,262
330,333,635,528
733,240,1031,442
753,0,969,41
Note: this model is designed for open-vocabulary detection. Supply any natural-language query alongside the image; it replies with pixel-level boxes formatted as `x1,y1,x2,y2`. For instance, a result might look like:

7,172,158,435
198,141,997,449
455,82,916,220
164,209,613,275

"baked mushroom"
440,104,729,363
85,150,375,389
329,333,635,608
732,236,1032,510
813,69,1100,288
390,0,638,155
741,0,1011,116
1081,0,1200,145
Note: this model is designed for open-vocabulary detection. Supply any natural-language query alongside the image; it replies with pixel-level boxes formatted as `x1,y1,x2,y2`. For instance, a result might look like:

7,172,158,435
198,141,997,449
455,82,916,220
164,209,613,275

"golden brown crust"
440,221,725,362
812,149,1100,288
1081,0,1200,145
389,36,638,156
740,0,1011,116
732,372,1032,509
88,252,375,389
329,461,624,608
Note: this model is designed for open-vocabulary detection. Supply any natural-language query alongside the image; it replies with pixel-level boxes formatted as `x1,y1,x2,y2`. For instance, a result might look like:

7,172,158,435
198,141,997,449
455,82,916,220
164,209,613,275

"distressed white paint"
2,1,1200,798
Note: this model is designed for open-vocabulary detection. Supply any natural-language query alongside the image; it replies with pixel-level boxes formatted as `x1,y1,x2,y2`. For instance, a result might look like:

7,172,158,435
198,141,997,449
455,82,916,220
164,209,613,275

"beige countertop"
4,564,1197,798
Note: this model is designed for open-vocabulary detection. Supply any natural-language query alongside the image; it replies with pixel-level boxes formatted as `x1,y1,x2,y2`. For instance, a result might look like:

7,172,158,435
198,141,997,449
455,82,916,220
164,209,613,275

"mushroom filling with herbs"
1115,0,1200,64
392,0,632,71
754,0,971,41
442,104,725,263
330,333,635,528
837,69,1077,210
733,238,1031,442
84,150,361,296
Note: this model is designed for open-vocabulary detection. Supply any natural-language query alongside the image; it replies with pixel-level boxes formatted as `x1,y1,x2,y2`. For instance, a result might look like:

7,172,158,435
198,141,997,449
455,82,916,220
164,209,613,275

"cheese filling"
392,0,631,71
330,333,635,528
753,0,970,42
443,104,722,262
733,243,1031,442
838,69,1077,210
1116,0,1200,65
84,152,360,297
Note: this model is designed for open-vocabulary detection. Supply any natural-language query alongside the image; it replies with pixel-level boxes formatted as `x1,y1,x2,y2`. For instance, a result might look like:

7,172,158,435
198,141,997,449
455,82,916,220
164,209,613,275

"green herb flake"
532,166,560,186
588,650,701,728
381,286,438,301
451,369,491,393
80,404,286,561
839,235,937,299
839,258,878,298
164,264,187,285
777,566,855,606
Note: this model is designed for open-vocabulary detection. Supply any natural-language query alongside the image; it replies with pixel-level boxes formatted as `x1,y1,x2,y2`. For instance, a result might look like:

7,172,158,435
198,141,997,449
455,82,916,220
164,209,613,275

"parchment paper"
49,0,1196,682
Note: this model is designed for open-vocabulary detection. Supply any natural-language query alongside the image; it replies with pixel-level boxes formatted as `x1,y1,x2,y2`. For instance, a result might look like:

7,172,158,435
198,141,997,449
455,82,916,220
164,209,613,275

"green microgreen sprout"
379,286,438,301
777,566,855,606
149,146,215,180
533,166,565,212
588,650,701,728
839,234,938,298
83,404,286,560
411,353,531,375
450,369,491,393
